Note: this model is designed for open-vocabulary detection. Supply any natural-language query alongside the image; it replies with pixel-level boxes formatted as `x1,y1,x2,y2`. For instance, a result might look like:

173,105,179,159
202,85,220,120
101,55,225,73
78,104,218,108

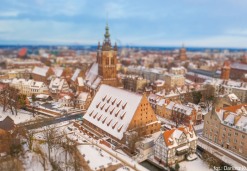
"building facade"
82,85,161,148
203,104,247,159
154,125,197,166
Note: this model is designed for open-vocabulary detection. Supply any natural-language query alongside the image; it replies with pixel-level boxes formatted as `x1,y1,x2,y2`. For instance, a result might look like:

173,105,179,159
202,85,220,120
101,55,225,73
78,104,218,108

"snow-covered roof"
53,67,64,77
228,93,240,102
32,66,50,76
85,63,102,89
36,94,50,99
77,77,84,86
49,78,66,91
173,129,183,139
161,125,197,148
11,78,47,89
215,104,247,132
231,62,247,71
83,84,143,140
71,68,81,81
77,92,89,101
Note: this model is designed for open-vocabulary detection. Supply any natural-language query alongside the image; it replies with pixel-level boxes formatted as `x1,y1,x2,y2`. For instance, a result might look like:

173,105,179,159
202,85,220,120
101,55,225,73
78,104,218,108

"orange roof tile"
223,104,247,113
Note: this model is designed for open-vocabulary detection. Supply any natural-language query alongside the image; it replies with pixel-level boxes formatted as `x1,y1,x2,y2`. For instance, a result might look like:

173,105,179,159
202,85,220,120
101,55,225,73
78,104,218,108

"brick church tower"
97,24,119,87
179,44,187,61
221,61,231,80
241,54,247,64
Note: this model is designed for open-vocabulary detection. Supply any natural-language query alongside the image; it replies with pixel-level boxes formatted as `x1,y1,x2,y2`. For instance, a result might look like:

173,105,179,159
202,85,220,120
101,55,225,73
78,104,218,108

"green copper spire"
104,23,110,39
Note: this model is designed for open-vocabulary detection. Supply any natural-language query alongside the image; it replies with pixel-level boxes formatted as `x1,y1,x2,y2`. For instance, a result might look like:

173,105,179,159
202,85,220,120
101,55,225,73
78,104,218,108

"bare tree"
34,145,47,170
25,129,35,151
42,125,58,161
0,86,20,115
202,84,215,111
31,94,36,117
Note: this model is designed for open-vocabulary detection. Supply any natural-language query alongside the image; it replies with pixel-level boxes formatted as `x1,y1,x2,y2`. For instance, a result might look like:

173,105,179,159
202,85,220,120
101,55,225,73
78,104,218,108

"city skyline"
0,0,247,48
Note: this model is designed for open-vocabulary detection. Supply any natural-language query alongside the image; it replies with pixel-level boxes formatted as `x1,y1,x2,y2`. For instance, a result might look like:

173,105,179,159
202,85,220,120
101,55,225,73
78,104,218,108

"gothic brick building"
84,24,120,94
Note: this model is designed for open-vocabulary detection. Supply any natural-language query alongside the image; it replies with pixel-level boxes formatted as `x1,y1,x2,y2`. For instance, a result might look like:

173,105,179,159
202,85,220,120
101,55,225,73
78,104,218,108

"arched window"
105,58,109,65
111,58,114,65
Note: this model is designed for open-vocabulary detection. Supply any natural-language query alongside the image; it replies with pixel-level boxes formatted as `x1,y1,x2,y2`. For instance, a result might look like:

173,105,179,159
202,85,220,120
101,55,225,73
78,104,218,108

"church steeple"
104,23,110,41
97,23,118,87
102,23,112,51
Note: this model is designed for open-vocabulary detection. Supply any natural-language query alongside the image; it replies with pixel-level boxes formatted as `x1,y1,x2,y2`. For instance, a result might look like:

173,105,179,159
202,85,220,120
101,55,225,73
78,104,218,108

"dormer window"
96,102,101,108
110,108,115,114
107,119,112,126
102,116,107,124
120,112,126,120
118,124,123,132
122,102,127,110
107,97,111,103
112,98,116,105
105,105,110,112
102,95,107,101
112,121,118,129
115,109,120,117
117,100,122,107
100,103,105,110
89,110,94,116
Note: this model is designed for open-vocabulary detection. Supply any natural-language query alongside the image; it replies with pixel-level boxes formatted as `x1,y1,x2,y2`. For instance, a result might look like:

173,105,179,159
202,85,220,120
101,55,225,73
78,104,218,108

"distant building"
32,66,54,84
207,79,247,103
170,67,187,75
154,125,197,166
159,101,202,126
10,78,49,96
49,78,70,95
127,66,167,82
82,85,161,148
5,59,43,69
164,74,185,88
221,61,231,80
230,62,247,81
178,45,187,61
203,104,247,159
122,75,148,93
241,54,247,64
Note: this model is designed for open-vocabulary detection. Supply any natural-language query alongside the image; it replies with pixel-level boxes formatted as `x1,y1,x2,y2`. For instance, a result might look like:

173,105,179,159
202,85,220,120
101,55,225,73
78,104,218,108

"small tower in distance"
221,61,231,80
179,44,187,61
241,54,247,64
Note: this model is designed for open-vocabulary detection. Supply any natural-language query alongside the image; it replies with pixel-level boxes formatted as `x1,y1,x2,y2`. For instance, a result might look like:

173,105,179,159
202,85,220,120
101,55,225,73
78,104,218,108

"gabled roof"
52,67,64,77
0,116,15,131
84,63,101,89
162,125,196,148
32,66,50,77
83,84,143,140
71,68,81,81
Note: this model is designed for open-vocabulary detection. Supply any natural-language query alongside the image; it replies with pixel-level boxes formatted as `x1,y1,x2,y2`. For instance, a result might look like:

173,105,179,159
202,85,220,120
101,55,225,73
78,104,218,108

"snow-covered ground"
0,106,34,124
77,144,121,170
180,157,212,171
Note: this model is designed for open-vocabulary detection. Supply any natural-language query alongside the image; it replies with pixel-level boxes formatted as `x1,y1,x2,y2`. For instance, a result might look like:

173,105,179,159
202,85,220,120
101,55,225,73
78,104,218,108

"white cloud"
225,29,247,36
126,35,247,48
0,11,19,17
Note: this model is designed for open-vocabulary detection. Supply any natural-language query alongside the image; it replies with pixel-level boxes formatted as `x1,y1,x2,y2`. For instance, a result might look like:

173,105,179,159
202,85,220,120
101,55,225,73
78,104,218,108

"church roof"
84,63,101,90
83,84,143,140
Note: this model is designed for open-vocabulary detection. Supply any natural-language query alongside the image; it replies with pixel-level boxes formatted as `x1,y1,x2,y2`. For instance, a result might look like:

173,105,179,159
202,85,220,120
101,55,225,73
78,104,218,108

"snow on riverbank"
179,158,212,171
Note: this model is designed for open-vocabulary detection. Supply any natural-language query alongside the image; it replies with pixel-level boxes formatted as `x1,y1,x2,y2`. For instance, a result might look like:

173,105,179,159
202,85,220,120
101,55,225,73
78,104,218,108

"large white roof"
32,66,49,76
71,68,81,81
83,84,143,140
85,63,101,89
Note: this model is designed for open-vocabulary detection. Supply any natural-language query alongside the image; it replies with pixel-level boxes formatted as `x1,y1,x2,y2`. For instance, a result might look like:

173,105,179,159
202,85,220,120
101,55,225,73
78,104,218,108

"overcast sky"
0,0,247,47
